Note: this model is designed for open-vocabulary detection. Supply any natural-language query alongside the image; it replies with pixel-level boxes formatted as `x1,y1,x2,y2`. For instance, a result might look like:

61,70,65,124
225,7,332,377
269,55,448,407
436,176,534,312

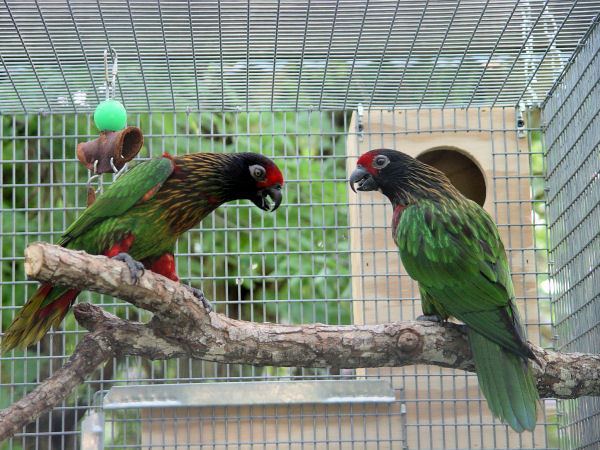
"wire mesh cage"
0,1,599,449
543,20,600,450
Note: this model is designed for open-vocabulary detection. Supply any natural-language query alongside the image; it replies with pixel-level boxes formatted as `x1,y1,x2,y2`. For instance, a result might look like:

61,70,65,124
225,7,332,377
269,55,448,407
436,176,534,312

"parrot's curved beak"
350,166,378,193
252,184,283,212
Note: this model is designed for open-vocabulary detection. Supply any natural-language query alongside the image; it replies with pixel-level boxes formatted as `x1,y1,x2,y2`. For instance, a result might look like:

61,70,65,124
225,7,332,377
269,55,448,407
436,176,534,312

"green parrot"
2,152,284,353
350,149,539,432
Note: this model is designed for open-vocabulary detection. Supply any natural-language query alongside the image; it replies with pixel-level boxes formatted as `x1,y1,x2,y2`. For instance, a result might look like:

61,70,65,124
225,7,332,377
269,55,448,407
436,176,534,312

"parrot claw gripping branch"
111,252,146,286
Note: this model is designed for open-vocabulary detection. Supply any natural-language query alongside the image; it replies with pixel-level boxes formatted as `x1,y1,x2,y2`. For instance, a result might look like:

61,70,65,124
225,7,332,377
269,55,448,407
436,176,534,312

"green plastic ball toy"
94,99,127,131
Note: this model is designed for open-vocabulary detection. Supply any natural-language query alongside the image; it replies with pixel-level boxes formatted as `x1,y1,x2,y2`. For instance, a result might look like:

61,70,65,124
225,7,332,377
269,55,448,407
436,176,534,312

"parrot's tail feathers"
1,284,79,353
469,329,539,433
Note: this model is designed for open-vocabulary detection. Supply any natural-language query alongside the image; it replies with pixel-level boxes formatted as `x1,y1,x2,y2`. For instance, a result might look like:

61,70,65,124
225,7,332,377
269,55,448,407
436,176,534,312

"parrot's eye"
249,164,267,181
373,155,390,169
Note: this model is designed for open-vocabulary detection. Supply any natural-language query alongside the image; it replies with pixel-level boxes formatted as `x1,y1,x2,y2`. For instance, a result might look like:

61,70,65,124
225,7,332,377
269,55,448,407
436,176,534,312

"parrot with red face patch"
2,152,284,352
350,149,539,432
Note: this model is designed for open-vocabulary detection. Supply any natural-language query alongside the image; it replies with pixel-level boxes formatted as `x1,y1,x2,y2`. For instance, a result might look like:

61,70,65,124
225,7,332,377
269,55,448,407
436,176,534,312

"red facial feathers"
356,150,380,176
257,161,284,188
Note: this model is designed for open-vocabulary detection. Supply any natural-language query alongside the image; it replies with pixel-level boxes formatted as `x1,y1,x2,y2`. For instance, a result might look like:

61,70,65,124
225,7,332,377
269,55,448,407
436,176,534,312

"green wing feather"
395,198,538,431
59,157,174,247
396,198,531,358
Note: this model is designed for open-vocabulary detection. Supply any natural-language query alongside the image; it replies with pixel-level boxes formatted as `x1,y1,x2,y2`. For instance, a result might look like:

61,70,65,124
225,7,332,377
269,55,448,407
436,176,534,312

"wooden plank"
141,402,405,449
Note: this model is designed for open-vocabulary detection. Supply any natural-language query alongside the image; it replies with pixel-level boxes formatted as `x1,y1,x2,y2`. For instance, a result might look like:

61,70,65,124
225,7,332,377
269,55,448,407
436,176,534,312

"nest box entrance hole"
417,148,486,207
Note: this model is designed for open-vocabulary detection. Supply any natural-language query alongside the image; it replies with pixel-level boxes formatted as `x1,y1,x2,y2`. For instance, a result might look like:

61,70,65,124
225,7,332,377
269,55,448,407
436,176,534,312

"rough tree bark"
1,243,599,442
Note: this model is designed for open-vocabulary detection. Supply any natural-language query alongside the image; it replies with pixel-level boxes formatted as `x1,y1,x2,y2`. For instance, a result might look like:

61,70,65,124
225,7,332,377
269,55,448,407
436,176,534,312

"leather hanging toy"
77,48,144,205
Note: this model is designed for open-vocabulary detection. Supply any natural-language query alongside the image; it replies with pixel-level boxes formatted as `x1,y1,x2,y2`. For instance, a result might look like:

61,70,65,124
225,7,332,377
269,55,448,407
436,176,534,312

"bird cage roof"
0,0,598,114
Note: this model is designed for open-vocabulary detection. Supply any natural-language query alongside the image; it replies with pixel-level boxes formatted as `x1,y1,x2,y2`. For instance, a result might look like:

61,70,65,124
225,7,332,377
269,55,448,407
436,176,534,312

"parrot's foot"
183,285,213,313
416,314,443,323
112,253,145,285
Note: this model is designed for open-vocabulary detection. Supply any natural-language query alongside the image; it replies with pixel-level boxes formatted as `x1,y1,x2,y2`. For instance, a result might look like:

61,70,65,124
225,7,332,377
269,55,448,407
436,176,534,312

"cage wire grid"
0,0,599,114
1,107,556,450
0,0,598,449
543,19,600,450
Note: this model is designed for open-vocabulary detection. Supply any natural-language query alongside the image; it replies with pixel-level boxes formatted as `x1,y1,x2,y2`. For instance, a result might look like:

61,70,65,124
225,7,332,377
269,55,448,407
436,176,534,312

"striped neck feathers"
153,153,243,235
384,162,464,210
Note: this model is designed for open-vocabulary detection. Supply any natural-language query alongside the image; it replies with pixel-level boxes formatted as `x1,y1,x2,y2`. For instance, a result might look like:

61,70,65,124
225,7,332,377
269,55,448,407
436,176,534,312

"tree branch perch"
1,243,599,442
